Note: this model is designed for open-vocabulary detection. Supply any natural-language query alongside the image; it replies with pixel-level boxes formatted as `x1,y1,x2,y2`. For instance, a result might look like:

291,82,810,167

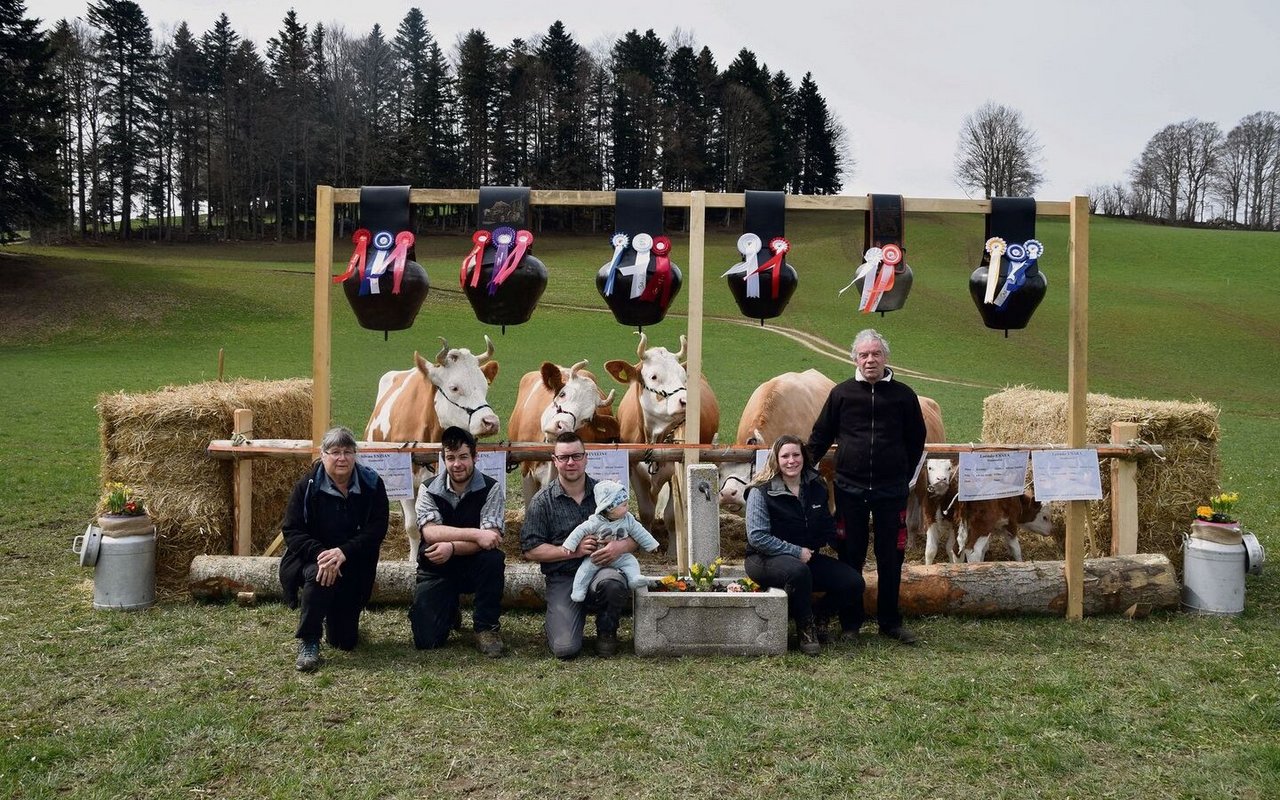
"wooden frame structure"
305,188,1093,619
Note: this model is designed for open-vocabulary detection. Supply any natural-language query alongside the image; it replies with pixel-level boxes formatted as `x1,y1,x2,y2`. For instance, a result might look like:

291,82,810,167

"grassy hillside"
1,214,1277,798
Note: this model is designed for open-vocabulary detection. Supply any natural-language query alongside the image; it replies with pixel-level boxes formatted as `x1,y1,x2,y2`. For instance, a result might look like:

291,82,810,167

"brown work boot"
475,629,505,658
798,623,822,656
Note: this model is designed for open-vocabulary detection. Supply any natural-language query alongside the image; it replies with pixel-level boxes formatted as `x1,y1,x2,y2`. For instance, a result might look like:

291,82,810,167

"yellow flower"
1196,506,1213,518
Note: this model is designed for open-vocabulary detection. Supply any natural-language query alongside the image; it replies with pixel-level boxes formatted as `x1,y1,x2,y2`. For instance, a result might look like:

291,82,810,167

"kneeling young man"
408,426,507,657
521,431,638,658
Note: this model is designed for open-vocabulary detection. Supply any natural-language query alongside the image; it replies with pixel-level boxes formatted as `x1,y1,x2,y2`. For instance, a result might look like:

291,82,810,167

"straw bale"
98,379,312,591
982,387,1220,563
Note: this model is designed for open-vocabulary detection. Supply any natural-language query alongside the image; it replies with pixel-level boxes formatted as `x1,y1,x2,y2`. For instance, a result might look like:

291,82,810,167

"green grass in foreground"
1,215,1278,798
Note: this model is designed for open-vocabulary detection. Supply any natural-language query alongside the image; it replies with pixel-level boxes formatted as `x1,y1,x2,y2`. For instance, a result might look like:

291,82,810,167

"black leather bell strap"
462,187,533,291
865,193,904,251
342,186,414,296
604,189,665,299
982,198,1040,307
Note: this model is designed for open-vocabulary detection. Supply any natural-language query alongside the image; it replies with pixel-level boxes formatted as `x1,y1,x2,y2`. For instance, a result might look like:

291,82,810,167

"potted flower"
1191,490,1241,543
96,482,154,538
649,557,764,593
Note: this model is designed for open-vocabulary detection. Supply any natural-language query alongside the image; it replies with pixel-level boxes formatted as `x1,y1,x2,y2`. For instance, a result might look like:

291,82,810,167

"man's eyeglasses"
323,449,357,459
552,452,586,463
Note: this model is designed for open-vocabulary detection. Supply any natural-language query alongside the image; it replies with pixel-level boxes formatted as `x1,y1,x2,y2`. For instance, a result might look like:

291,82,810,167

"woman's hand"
798,547,813,564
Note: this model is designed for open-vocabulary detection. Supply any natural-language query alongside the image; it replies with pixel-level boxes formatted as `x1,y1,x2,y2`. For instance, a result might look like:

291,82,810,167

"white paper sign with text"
957,450,1028,501
357,452,415,501
586,449,630,491
1031,449,1103,501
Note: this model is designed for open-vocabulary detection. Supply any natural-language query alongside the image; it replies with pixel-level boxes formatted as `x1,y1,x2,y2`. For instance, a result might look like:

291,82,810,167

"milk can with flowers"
71,483,157,610
1183,491,1265,615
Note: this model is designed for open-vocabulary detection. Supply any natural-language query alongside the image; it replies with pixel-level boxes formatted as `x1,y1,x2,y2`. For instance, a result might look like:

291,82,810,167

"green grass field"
1,214,1277,798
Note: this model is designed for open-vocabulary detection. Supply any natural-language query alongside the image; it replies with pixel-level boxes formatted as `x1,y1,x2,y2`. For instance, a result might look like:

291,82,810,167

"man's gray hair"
851,329,891,359
320,426,358,453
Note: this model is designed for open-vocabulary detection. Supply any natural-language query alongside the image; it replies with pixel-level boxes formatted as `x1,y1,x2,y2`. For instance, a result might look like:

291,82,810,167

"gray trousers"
544,567,630,659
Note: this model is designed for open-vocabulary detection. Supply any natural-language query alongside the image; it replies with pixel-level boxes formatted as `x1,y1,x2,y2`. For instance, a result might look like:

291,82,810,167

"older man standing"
808,329,926,645
280,426,389,672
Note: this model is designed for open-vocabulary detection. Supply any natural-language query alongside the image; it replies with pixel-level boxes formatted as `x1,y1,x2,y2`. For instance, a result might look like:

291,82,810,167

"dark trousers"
835,486,908,632
409,548,505,649
745,551,864,627
295,563,367,650
544,567,629,659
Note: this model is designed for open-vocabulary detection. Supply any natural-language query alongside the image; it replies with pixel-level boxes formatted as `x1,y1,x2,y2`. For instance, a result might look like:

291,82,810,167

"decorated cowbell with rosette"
840,243,913,314
595,232,683,327
722,234,798,322
968,236,1047,333
459,225,547,331
334,226,430,333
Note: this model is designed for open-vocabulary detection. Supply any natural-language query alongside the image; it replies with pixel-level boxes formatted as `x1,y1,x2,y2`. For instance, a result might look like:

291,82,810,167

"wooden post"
312,185,335,446
1110,421,1140,556
232,408,253,556
678,190,707,574
1064,194,1091,620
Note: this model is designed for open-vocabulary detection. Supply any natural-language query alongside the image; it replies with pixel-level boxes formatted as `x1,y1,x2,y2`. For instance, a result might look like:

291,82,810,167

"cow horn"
635,331,649,359
598,388,616,407
569,359,588,378
475,334,495,365
435,337,450,365
675,334,687,362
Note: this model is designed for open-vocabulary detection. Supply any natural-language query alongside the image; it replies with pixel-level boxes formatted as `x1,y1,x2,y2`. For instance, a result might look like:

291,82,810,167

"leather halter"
438,391,493,422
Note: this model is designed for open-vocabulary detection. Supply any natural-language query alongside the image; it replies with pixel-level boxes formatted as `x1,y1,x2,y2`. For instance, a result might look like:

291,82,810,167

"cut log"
190,553,1178,617
884,554,1179,616
189,556,549,608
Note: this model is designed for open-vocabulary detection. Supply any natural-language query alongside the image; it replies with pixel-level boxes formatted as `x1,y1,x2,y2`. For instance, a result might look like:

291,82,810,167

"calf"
954,491,1054,563
919,461,960,565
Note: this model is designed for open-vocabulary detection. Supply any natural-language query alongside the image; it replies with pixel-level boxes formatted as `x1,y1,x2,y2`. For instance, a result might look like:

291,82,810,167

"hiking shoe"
814,617,831,645
798,623,822,656
596,630,619,657
295,640,321,672
880,626,919,645
475,630,505,658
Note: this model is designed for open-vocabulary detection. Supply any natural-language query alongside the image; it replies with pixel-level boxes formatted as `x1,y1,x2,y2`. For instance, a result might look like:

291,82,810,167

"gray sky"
38,0,1280,202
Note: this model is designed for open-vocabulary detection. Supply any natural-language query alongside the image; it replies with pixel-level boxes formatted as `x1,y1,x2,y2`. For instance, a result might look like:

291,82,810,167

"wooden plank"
1064,194,1091,620
232,409,254,556
1110,421,1141,556
312,185,334,446
324,188,1073,216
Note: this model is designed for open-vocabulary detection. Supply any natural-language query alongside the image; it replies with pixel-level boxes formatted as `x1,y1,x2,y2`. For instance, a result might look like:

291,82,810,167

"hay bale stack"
98,379,312,590
982,387,1220,562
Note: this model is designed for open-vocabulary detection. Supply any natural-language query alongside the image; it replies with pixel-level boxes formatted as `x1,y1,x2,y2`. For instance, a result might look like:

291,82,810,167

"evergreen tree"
201,13,238,234
161,22,205,235
767,70,798,191
455,29,500,187
49,18,87,235
351,24,396,183
266,10,313,238
610,29,668,187
87,0,157,239
662,44,710,191
794,72,844,194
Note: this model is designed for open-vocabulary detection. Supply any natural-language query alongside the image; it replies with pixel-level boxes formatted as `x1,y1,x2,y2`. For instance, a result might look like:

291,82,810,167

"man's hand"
423,541,455,565
571,535,599,559
798,547,813,564
473,529,501,550
591,537,635,566
316,547,346,586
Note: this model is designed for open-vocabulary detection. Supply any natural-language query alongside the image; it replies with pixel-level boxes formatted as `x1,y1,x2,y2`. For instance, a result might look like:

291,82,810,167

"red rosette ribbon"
387,231,414,294
748,237,790,298
334,228,371,284
461,230,490,288
639,235,674,305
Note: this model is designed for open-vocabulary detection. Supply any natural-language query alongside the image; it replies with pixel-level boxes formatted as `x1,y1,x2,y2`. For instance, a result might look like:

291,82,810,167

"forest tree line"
6,0,849,241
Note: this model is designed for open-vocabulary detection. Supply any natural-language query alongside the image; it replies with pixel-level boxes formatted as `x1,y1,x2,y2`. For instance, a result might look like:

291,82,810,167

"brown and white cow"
364,336,500,560
904,396,957,564
605,333,720,532
717,369,836,512
507,360,619,506
955,490,1054,563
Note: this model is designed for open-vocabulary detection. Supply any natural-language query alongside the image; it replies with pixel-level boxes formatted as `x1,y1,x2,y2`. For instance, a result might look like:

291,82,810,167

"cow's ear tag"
618,367,629,381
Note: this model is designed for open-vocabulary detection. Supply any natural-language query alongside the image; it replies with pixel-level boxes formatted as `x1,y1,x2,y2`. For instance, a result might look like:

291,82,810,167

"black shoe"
295,640,321,672
798,623,821,656
475,630,505,658
814,617,831,645
596,630,619,657
880,626,918,645
838,628,862,644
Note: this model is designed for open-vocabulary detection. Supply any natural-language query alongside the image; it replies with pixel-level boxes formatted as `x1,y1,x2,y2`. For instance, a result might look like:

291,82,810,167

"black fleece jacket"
807,368,927,499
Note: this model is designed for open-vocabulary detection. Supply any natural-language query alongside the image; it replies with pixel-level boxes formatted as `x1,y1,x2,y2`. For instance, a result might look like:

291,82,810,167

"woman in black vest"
744,434,864,654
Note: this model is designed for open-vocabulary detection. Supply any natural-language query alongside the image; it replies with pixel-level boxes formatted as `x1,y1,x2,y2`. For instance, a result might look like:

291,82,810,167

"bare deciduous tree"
953,101,1043,198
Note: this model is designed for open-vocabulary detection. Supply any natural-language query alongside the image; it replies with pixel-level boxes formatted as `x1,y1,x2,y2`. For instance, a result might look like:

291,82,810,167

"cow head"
413,335,501,437
719,427,764,510
925,458,954,497
1017,492,1054,537
538,360,616,438
605,332,689,442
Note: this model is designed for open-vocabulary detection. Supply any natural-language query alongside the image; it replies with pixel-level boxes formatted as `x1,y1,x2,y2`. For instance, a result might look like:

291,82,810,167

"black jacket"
744,469,837,556
278,461,389,608
807,368,926,499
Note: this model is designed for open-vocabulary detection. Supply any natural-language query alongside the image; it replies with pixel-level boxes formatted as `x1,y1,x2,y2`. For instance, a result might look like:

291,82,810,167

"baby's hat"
593,480,628,516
